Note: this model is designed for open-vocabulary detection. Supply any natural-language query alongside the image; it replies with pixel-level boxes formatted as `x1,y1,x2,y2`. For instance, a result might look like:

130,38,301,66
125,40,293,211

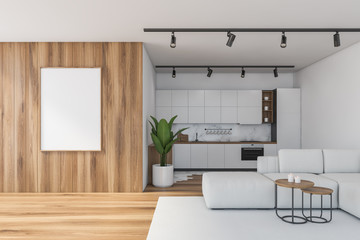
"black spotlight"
241,68,245,78
226,32,236,47
207,67,213,77
333,31,340,47
170,32,176,48
273,67,279,78
280,32,287,48
172,67,176,78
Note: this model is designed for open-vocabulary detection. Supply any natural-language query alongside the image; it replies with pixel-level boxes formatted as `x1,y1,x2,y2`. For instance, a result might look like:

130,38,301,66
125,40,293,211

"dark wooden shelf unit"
262,90,274,123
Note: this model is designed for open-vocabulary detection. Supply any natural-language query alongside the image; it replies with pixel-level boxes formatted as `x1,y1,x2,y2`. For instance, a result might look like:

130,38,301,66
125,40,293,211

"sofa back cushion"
257,156,279,173
323,149,360,173
279,149,324,173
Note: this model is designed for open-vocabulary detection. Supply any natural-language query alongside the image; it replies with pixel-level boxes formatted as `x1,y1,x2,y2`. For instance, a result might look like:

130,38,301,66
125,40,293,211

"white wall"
295,42,360,149
142,46,156,190
157,72,294,90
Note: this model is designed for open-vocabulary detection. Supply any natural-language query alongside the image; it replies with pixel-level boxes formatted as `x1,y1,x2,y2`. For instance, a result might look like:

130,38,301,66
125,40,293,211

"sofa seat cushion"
338,183,360,218
323,149,360,173
278,149,324,174
321,173,360,217
202,172,275,209
321,173,360,184
264,173,338,208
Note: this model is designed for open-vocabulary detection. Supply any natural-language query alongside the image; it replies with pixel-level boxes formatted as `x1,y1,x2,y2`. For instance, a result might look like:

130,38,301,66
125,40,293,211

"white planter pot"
152,164,174,188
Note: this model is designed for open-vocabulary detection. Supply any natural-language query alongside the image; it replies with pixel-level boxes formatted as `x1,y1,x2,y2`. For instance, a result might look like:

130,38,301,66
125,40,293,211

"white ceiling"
1,0,360,72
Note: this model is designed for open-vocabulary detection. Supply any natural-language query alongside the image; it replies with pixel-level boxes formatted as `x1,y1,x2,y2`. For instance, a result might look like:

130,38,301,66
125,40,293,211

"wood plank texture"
0,192,201,240
0,42,143,192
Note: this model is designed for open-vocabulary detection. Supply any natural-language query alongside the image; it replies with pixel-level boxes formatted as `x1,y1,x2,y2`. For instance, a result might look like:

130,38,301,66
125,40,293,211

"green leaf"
151,133,164,154
170,131,174,140
149,121,157,135
168,115,177,130
157,119,171,147
164,138,179,154
173,127,189,138
150,116,159,128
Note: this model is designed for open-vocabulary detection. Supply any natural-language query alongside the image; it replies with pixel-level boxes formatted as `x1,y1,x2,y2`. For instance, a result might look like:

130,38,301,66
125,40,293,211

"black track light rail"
156,65,295,69
144,28,360,33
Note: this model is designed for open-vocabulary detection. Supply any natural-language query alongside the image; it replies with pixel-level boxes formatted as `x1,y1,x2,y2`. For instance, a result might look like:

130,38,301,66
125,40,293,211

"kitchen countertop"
173,141,277,144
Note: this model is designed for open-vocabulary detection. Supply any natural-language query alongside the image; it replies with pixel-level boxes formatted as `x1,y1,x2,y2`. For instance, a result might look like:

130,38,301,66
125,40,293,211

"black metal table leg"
275,186,307,224
303,192,333,223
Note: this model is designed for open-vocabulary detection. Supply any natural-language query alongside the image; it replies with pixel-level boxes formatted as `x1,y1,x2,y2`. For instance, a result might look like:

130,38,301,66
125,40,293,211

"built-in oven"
241,144,264,161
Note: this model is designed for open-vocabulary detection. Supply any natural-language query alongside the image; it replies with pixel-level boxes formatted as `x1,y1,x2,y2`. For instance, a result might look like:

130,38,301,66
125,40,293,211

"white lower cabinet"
173,144,191,168
207,144,225,168
225,145,242,168
190,144,208,168
225,144,257,169
264,144,278,156
173,143,274,169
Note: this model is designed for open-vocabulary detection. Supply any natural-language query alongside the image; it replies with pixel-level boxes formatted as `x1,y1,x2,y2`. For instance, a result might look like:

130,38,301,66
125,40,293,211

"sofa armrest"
257,156,279,173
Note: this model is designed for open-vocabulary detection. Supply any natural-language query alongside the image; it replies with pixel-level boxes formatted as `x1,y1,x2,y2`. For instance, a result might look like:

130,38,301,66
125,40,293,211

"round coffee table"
301,186,333,223
275,179,314,224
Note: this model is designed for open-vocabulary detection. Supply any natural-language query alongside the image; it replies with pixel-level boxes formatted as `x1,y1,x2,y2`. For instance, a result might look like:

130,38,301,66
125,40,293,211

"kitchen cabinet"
172,106,188,123
238,90,262,107
190,144,208,168
276,88,301,151
188,107,204,123
207,144,225,168
238,107,262,124
221,107,237,123
205,90,221,106
205,107,221,123
171,90,188,107
221,90,237,106
264,144,278,156
225,145,242,168
156,107,172,121
189,90,205,106
156,90,171,107
173,144,191,168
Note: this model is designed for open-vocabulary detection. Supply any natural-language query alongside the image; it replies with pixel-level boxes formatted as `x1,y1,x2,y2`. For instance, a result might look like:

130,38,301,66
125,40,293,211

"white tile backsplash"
173,123,271,142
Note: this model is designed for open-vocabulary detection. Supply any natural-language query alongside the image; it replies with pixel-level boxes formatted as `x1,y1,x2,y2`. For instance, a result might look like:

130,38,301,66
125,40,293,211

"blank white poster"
41,68,101,151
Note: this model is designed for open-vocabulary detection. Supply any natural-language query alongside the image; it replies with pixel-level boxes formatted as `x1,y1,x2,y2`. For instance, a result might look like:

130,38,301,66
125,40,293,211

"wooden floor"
0,175,203,240
145,174,203,192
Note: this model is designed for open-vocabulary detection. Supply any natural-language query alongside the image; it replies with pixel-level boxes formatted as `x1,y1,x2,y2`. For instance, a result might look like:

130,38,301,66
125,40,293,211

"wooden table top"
275,179,314,189
302,186,334,195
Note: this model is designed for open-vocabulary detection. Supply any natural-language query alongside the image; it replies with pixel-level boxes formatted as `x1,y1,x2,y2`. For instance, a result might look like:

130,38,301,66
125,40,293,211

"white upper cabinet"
189,107,205,123
188,90,205,106
238,90,262,107
221,90,237,106
205,107,221,123
221,107,238,123
172,107,188,123
238,107,262,124
205,90,221,106
156,107,172,121
171,90,188,106
156,90,171,107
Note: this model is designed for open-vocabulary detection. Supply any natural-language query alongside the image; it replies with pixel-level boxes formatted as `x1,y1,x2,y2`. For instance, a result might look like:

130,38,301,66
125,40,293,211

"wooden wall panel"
0,42,143,192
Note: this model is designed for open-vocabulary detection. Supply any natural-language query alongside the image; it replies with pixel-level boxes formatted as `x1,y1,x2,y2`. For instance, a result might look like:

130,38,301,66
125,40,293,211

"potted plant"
149,115,188,187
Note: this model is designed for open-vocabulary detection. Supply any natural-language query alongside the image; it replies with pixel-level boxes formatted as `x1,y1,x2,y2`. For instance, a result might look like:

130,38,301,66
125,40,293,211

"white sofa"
202,149,360,219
